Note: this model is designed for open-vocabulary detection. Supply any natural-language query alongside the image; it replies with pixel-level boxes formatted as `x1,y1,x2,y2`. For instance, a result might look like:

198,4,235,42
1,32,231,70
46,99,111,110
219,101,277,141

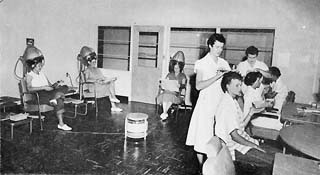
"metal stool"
64,98,88,118
125,113,148,140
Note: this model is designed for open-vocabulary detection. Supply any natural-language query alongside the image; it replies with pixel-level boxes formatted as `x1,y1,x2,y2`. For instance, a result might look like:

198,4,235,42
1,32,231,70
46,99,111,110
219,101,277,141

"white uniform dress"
237,60,268,77
186,53,230,154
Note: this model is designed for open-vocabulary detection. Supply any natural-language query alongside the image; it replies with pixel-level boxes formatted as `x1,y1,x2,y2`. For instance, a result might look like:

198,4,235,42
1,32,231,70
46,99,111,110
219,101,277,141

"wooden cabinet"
97,26,131,70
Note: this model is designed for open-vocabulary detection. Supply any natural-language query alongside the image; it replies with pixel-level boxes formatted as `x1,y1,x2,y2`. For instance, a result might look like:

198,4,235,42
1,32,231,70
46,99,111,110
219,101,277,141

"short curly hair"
221,71,243,93
245,46,259,56
207,33,226,47
244,72,262,86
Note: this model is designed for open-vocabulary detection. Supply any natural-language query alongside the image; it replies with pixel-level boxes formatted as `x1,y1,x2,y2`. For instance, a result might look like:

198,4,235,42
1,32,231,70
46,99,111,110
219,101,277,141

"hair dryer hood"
22,45,43,61
79,46,95,58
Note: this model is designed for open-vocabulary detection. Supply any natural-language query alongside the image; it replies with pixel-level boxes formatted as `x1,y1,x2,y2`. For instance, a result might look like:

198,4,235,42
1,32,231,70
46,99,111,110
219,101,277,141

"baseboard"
116,95,128,104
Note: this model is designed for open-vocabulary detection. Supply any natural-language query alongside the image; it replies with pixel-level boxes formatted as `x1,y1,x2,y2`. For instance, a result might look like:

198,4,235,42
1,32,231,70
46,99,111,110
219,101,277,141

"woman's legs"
160,101,172,120
55,99,72,130
111,102,123,112
162,101,172,114
109,81,120,103
56,109,65,126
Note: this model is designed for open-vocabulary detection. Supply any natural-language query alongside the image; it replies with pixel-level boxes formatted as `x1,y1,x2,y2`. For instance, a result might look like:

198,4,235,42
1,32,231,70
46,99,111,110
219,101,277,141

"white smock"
185,53,230,154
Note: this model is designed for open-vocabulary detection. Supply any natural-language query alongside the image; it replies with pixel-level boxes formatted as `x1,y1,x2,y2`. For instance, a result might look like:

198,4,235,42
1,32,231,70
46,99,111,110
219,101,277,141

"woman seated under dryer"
156,51,187,120
78,46,122,113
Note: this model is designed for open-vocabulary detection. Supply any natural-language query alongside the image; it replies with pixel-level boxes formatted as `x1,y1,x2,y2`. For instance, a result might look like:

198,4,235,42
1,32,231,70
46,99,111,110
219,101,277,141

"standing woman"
186,33,231,170
25,46,72,131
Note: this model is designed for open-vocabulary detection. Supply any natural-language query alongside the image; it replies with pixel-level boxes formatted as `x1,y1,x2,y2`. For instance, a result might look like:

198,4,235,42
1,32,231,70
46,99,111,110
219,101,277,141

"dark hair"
83,52,97,66
168,59,178,73
178,61,184,73
244,72,262,86
261,77,273,85
221,71,243,93
245,46,259,56
207,33,226,47
26,56,44,70
269,66,281,77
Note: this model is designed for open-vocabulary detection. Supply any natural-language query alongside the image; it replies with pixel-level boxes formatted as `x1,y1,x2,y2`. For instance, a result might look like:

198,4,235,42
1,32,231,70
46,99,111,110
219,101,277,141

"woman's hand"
43,86,53,91
254,145,266,153
249,106,264,115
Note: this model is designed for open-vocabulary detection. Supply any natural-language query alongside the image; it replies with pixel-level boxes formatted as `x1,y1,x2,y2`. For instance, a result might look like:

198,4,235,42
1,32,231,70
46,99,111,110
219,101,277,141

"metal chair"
77,65,99,120
155,79,188,120
18,78,54,131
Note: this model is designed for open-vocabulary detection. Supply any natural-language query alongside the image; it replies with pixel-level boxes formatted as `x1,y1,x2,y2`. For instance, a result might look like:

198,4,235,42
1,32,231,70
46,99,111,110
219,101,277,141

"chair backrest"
77,62,96,100
18,77,54,113
18,78,33,106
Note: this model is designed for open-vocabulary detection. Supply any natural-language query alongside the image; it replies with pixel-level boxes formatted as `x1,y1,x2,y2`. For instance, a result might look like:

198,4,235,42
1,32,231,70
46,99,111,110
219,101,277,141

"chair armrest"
23,91,41,103
80,81,95,85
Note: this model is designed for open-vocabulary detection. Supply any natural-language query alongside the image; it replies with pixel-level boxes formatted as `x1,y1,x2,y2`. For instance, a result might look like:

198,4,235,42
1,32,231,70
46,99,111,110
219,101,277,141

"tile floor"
1,100,281,174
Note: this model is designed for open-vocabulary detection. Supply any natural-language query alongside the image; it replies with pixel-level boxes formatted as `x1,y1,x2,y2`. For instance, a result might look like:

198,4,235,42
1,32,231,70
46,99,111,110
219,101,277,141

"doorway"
131,26,164,104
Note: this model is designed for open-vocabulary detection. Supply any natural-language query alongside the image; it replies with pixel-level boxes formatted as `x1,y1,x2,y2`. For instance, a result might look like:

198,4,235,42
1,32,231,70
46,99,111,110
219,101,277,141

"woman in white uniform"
186,33,231,170
237,46,268,77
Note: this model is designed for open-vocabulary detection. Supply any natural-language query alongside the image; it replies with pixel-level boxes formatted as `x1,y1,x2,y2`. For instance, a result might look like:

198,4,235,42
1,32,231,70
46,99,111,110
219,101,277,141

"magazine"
160,79,179,92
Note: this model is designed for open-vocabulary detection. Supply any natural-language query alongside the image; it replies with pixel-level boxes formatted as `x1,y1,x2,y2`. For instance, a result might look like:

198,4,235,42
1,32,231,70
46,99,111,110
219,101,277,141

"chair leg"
64,103,88,119
155,99,158,114
175,105,179,122
38,111,43,131
95,99,98,120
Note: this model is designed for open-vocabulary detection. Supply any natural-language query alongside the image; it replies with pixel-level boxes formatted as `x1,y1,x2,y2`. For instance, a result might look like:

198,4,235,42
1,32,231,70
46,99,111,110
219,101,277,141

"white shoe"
49,99,57,105
111,107,123,112
110,98,120,103
57,124,72,131
160,113,168,120
29,115,45,120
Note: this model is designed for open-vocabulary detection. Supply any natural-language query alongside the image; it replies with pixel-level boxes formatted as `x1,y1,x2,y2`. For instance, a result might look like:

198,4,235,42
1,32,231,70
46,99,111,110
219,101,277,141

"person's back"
202,136,235,175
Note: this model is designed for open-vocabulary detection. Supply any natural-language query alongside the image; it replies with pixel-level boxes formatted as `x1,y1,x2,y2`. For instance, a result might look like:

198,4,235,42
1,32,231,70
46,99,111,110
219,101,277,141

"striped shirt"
215,93,259,160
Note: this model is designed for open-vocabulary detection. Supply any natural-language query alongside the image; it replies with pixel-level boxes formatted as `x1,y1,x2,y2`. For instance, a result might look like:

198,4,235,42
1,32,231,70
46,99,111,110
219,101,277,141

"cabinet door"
131,26,164,104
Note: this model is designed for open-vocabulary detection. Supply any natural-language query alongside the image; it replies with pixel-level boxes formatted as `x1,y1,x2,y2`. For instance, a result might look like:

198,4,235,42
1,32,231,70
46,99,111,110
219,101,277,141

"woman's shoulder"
179,73,187,79
166,73,176,79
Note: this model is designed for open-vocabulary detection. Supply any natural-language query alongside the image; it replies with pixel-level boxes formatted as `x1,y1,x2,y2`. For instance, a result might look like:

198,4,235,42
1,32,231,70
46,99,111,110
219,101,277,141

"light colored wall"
1,0,320,103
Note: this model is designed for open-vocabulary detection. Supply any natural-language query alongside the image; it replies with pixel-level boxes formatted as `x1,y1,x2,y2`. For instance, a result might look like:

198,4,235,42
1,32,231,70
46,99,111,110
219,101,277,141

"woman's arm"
195,69,224,91
240,107,264,128
26,74,53,92
230,129,265,153
255,68,272,79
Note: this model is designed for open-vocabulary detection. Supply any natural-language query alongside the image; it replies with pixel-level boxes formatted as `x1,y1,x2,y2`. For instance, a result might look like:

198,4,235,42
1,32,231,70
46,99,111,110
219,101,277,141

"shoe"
29,115,45,120
50,99,57,105
57,124,72,131
111,107,123,112
160,113,168,120
110,98,120,103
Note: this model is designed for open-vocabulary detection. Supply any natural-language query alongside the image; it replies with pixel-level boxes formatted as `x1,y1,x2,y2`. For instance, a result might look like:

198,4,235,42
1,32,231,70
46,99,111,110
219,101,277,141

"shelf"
99,54,130,60
170,44,207,49
138,53,157,60
138,43,158,48
223,47,272,52
98,40,130,45
138,57,157,60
